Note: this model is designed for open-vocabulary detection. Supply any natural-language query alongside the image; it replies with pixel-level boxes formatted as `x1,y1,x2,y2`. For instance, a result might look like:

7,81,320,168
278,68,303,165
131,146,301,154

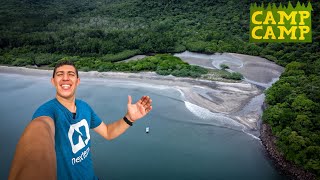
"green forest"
0,0,319,177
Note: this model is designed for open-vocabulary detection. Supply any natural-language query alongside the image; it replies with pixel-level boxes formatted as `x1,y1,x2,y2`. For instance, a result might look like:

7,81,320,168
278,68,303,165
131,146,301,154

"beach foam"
184,101,244,129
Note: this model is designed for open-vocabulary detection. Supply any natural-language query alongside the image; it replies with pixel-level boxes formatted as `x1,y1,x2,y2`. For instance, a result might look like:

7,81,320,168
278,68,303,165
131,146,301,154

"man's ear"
77,78,80,85
51,78,55,86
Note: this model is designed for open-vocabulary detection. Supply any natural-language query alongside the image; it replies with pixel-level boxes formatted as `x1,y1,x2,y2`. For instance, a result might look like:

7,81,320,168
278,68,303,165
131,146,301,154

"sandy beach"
0,52,284,132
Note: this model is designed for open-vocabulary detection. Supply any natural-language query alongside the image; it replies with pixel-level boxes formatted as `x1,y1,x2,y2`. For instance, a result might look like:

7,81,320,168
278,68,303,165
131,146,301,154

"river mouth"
174,51,284,134
0,50,283,139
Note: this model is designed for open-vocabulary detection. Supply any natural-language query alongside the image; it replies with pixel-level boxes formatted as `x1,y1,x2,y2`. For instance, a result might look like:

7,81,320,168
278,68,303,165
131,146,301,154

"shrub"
220,64,229,70
221,72,243,80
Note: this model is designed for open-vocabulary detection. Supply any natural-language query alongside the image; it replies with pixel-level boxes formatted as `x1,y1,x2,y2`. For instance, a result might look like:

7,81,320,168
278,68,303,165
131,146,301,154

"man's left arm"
94,95,152,140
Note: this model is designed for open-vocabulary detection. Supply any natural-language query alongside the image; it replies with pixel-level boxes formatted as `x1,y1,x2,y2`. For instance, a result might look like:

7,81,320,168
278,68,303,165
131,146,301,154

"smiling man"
9,60,152,179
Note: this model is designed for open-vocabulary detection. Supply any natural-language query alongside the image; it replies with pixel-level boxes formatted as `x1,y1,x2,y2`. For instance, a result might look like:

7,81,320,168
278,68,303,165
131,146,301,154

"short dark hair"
53,60,79,78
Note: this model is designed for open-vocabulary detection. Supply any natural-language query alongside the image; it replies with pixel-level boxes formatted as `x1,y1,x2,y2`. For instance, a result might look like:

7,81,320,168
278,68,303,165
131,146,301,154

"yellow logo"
250,1,312,42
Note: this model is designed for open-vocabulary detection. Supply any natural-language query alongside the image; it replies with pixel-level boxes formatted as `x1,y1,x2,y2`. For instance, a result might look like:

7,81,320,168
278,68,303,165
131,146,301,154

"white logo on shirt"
68,119,90,154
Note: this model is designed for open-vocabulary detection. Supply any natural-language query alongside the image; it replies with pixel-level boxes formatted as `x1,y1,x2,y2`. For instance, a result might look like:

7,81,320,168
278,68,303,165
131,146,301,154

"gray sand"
175,51,284,88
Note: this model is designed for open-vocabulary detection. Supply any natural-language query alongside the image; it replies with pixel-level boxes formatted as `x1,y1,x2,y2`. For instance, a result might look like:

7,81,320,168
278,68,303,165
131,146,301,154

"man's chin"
57,92,75,100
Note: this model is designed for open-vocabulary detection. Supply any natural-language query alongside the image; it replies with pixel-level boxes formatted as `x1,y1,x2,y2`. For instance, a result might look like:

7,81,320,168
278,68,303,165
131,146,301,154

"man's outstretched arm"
94,95,152,140
9,116,56,180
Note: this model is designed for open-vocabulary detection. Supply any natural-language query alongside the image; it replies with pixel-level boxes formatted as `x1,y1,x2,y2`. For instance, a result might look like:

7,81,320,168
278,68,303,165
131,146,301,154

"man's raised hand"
126,95,152,122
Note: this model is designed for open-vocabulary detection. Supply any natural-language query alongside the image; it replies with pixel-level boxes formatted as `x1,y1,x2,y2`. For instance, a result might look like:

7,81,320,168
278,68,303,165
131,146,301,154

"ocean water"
0,72,287,180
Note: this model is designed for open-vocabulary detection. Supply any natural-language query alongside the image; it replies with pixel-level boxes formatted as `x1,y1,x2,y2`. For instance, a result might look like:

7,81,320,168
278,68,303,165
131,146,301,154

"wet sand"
175,51,284,88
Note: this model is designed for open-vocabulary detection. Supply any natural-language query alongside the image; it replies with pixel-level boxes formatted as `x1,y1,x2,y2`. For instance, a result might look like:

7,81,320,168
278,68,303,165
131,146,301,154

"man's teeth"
61,85,71,89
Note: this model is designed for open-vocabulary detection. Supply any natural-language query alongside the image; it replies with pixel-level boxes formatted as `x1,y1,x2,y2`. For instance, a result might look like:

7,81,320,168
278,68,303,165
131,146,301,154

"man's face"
51,65,80,100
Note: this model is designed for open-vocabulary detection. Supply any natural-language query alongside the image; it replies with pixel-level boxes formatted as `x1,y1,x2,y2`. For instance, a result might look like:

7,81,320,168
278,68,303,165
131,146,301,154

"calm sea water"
0,72,287,180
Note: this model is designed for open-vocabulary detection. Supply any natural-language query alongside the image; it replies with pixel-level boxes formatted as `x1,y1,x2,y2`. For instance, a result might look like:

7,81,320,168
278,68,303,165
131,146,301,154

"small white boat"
146,127,149,133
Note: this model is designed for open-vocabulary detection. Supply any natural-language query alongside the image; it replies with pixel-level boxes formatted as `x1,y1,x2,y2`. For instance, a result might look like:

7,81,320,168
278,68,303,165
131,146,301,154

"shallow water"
0,73,287,180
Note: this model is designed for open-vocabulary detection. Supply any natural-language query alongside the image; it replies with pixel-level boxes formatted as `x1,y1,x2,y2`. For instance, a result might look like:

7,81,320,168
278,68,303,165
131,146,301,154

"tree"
266,82,293,105
291,94,315,113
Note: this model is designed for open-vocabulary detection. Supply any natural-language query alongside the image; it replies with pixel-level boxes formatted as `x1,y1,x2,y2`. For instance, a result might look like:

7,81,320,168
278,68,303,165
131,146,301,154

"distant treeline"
71,54,209,78
0,0,319,176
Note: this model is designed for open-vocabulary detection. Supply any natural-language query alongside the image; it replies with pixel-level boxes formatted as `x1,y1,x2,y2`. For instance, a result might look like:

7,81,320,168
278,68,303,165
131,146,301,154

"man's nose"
62,74,69,80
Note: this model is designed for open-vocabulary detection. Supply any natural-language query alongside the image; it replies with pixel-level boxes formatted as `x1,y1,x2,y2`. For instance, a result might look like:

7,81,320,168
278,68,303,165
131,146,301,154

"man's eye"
69,73,75,76
57,73,63,76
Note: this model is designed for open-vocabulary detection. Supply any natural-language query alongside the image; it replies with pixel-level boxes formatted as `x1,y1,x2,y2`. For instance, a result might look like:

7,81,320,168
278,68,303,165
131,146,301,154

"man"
9,61,152,179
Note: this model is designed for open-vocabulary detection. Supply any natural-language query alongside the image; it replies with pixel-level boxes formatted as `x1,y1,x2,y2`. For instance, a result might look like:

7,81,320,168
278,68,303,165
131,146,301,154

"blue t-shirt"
32,98,102,180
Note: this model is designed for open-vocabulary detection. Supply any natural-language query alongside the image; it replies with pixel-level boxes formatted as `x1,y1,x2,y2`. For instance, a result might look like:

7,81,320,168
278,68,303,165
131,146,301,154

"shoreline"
0,51,284,133
0,65,262,131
